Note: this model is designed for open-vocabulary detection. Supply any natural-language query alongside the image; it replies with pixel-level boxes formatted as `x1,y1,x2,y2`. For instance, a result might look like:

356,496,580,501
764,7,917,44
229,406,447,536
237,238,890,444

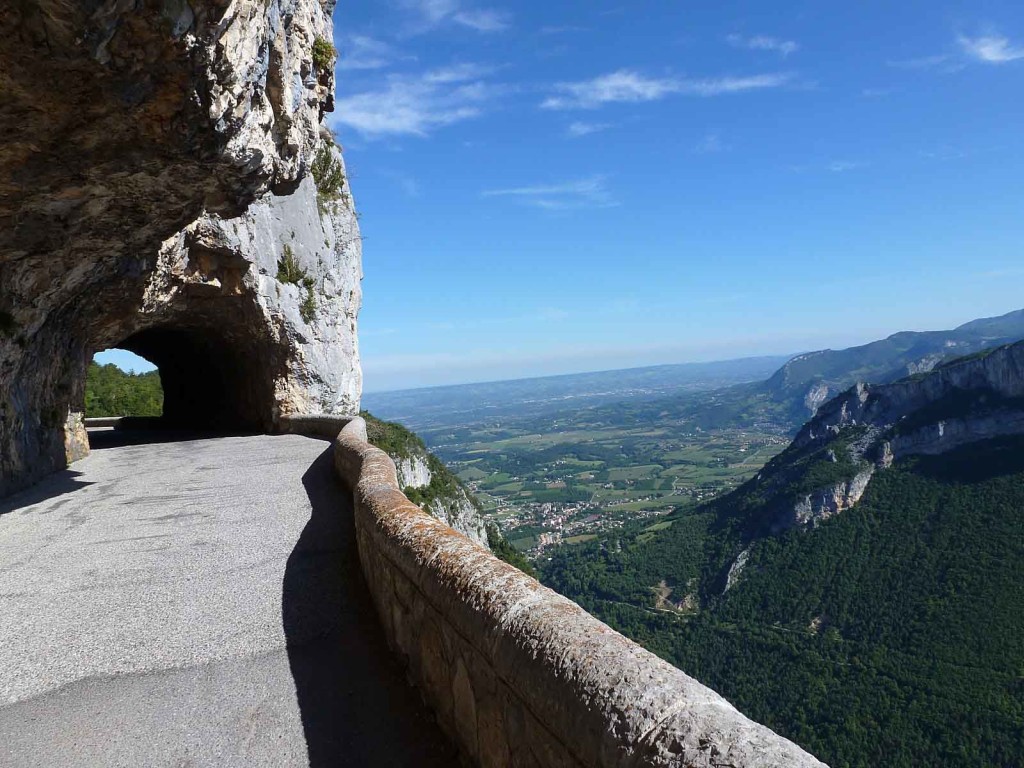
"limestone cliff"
745,342,1024,540
795,341,1024,459
0,0,361,495
763,308,1024,418
362,413,490,547
717,342,1024,589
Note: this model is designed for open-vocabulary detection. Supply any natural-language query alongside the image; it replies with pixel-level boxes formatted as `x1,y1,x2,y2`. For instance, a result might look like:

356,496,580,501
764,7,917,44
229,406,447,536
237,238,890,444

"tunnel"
106,320,281,433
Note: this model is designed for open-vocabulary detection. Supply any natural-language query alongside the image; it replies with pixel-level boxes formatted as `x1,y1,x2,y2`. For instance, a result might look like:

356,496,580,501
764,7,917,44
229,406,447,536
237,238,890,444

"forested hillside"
541,346,1024,767
84,362,162,417
544,439,1024,766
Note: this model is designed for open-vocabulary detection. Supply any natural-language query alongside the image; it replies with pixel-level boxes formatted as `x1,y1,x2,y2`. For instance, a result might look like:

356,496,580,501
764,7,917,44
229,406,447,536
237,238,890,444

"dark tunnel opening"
110,324,277,432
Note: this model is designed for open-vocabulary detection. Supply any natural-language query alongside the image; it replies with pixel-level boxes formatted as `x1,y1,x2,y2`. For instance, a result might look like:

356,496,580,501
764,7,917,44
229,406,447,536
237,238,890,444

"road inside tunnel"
0,431,455,766
113,323,277,431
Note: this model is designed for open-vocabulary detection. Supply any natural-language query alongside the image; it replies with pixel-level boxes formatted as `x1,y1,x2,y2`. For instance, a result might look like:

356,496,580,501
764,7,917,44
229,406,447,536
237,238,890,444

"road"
0,430,455,767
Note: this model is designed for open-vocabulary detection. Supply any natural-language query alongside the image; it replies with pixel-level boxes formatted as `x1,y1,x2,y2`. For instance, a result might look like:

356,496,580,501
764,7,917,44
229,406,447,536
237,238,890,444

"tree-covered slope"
84,362,163,417
542,345,1024,767
362,411,537,573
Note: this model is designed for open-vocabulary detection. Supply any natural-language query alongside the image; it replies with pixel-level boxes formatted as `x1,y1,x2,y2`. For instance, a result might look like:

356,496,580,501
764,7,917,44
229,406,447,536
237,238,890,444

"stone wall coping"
323,415,827,768
277,413,355,439
83,417,124,428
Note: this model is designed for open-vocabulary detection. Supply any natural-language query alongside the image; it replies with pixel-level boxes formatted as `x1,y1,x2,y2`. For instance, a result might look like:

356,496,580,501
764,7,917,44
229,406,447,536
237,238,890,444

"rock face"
722,341,1024,590
763,309,1024,418
761,342,1024,535
0,0,361,495
398,453,488,547
363,413,490,548
795,341,1024,459
790,467,875,527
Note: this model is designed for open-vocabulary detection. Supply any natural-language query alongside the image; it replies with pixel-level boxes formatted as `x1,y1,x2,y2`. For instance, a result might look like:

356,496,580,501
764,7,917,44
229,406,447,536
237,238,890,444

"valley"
365,311,1024,768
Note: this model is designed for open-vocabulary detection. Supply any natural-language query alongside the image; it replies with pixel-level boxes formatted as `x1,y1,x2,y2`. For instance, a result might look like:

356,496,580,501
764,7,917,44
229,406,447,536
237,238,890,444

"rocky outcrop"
0,0,361,495
724,342,1024,553
795,342,1024,459
394,454,489,546
422,490,489,548
363,413,490,547
395,455,433,489
791,467,874,527
763,309,1024,417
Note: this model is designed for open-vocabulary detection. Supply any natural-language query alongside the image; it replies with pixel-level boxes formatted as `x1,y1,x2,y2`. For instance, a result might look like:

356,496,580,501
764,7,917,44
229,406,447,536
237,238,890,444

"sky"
98,1,1024,390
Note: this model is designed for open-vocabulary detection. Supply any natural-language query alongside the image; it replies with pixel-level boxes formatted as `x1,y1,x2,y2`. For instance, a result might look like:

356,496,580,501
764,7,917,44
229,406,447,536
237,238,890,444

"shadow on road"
283,445,457,767
0,469,94,517
87,427,259,451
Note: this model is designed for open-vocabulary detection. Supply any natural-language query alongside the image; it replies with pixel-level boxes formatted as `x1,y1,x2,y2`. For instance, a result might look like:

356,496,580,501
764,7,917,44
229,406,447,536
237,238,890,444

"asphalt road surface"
0,431,455,767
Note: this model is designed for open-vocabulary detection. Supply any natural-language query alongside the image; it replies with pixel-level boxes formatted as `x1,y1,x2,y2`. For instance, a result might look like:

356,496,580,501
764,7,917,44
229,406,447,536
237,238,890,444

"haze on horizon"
97,1,1024,391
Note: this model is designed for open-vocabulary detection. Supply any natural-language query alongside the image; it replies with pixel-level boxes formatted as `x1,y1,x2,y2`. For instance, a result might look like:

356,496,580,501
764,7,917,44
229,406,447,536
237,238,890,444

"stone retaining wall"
328,416,827,768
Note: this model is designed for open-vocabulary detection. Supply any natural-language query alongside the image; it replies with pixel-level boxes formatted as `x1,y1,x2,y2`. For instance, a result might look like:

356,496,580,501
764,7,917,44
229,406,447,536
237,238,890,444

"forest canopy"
85,362,163,417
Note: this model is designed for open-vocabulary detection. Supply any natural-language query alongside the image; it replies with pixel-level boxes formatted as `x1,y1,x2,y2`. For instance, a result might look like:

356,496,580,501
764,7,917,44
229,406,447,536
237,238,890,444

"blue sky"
98,1,1024,389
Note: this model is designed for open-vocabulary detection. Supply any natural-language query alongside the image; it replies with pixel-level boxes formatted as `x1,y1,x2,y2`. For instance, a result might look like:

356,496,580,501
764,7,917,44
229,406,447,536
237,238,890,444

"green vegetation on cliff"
542,433,1024,768
84,362,162,417
361,411,531,574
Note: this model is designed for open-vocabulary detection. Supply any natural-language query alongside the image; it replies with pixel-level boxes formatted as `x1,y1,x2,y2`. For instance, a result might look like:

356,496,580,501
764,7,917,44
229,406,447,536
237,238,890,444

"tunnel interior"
111,324,277,432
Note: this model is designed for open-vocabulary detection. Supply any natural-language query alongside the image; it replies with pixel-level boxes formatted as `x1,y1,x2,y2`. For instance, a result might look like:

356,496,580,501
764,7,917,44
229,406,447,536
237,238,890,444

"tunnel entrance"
108,325,277,432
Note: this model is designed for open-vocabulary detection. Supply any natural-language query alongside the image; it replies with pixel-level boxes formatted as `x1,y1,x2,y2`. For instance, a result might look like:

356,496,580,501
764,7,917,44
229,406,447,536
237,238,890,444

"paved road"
0,431,455,767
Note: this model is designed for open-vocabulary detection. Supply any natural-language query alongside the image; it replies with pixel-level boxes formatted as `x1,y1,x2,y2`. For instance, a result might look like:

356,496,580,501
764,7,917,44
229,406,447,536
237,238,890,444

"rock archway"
0,0,361,496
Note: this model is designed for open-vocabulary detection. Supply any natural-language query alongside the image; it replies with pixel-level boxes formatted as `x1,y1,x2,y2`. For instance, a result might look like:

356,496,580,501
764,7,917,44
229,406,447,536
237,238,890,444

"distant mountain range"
364,309,1024,437
762,308,1024,418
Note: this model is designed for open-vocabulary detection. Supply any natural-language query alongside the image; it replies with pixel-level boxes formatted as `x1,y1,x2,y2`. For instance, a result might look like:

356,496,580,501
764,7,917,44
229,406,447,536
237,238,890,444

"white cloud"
958,34,1024,63
541,69,791,109
826,161,862,173
401,0,510,33
336,35,398,71
423,62,493,82
566,121,611,137
727,34,799,57
482,176,617,210
542,71,677,109
453,9,510,32
333,66,496,137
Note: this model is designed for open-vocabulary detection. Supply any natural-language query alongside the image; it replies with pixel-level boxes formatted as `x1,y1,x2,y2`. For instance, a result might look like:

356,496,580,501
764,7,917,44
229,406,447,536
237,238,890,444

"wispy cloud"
336,35,398,71
826,160,863,173
541,69,791,110
727,34,799,57
401,0,510,33
482,176,617,210
566,121,611,137
693,133,726,154
789,160,865,174
958,33,1024,63
333,65,498,137
886,54,962,73
453,8,510,31
539,25,589,35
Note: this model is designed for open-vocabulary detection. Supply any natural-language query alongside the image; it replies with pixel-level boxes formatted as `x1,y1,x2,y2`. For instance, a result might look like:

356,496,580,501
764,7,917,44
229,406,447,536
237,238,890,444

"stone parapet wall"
278,414,355,439
327,416,827,768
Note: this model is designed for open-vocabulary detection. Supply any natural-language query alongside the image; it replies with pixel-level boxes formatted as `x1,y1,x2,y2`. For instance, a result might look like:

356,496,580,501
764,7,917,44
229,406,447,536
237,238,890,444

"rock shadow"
0,469,94,516
87,426,258,451
283,445,457,767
